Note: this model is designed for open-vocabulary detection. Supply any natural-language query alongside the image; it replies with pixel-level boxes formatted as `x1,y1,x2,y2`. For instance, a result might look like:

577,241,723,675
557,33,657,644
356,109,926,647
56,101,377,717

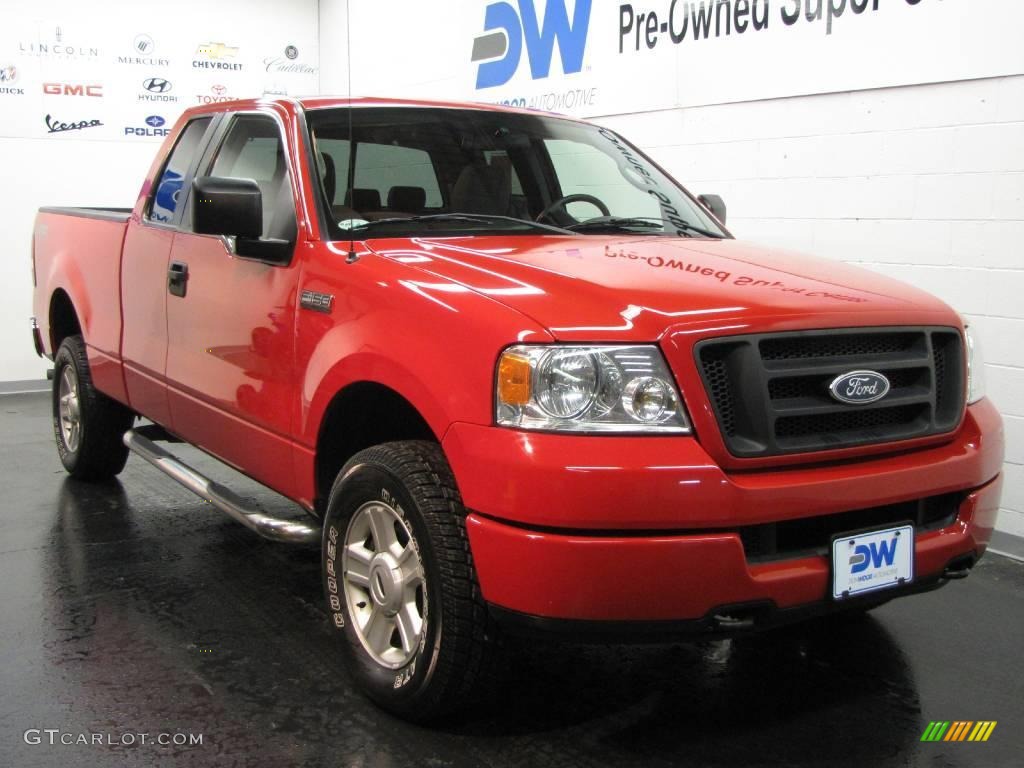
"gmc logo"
43,83,103,97
472,0,592,89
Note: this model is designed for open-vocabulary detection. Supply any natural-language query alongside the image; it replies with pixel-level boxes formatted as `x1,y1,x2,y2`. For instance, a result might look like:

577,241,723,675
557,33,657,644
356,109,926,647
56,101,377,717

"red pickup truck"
31,97,1003,720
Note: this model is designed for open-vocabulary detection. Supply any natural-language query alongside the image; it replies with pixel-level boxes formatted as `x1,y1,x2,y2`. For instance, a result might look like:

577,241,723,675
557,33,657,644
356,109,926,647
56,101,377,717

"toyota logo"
143,77,171,93
211,84,226,95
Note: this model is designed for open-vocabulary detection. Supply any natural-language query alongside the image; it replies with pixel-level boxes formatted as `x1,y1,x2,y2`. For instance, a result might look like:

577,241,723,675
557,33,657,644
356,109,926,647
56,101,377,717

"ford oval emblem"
829,370,891,405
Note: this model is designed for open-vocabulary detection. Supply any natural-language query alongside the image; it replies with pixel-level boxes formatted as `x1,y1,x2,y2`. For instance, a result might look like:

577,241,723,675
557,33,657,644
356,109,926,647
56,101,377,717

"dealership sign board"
348,0,1024,117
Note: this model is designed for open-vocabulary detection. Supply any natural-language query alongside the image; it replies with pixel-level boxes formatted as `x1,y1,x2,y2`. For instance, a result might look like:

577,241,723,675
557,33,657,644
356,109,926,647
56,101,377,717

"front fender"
296,243,554,449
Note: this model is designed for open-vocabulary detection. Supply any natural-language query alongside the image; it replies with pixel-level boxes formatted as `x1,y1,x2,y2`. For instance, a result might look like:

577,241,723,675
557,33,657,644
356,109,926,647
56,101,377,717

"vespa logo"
849,538,898,574
829,370,891,405
472,0,592,89
143,77,172,93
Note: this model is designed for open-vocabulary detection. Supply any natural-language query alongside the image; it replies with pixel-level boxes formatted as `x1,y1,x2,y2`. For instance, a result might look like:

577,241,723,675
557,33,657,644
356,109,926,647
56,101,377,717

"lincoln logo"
829,370,891,405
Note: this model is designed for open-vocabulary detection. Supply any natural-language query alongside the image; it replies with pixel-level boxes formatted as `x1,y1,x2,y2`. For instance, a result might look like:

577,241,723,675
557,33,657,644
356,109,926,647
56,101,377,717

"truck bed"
32,207,132,402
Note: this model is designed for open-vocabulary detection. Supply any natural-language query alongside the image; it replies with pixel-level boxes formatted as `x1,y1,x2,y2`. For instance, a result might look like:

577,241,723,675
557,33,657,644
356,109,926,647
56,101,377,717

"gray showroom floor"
1,391,1022,768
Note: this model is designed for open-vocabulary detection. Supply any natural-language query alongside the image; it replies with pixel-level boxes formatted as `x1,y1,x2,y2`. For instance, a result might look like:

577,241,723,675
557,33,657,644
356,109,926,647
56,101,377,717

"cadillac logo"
829,370,891,405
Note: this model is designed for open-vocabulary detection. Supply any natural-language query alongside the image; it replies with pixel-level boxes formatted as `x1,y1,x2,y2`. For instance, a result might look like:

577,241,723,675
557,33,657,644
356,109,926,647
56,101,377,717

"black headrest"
319,152,336,202
345,187,382,211
387,186,426,213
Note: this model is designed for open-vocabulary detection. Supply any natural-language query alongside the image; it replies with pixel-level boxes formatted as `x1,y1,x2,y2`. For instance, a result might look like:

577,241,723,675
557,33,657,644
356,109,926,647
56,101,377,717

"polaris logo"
829,370,890,405
472,0,592,89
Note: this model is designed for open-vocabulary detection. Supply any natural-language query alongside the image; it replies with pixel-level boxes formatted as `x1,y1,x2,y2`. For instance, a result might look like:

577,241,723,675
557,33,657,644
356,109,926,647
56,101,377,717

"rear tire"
321,440,497,722
52,335,134,481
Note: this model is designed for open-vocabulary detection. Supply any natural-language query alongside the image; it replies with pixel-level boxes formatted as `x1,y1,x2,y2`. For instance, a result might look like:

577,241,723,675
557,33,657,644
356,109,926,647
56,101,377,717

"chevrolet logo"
196,42,238,60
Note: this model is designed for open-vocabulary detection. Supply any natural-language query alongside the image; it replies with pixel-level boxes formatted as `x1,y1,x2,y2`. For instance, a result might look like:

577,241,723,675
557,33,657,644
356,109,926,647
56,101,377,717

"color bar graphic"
921,721,996,742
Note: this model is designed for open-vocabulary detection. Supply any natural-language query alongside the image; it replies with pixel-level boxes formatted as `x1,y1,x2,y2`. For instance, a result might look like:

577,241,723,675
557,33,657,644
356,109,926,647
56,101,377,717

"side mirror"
192,176,292,263
193,176,263,238
698,193,727,225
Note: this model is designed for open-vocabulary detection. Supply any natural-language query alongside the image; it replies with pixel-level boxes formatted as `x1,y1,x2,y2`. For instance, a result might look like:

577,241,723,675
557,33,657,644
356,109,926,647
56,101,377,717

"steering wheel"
535,193,610,223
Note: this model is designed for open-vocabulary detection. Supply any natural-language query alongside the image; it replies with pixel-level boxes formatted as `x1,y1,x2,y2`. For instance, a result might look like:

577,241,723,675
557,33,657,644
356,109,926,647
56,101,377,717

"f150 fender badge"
829,370,891,405
300,290,334,313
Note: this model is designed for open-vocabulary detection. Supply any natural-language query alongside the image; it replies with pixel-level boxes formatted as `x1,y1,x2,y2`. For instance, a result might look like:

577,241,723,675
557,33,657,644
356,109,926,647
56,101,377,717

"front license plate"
831,524,914,600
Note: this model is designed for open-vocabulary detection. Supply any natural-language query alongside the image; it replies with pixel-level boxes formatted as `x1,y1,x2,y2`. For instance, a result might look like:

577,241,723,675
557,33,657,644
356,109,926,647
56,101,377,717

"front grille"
739,493,962,563
696,327,965,457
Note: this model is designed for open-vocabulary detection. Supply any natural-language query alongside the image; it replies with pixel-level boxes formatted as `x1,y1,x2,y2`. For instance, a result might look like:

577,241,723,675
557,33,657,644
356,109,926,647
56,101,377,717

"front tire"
52,335,134,481
322,441,496,722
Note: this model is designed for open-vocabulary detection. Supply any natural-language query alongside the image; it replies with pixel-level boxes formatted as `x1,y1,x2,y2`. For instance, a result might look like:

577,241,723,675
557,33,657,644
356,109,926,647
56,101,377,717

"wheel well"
314,382,437,511
49,290,81,353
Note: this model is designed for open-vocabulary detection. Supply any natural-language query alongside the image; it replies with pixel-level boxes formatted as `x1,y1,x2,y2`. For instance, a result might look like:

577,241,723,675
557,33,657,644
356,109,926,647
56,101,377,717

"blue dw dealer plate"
831,524,914,600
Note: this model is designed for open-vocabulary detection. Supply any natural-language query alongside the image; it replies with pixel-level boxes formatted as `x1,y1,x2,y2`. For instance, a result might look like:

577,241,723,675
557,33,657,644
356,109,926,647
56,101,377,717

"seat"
319,152,337,203
345,188,382,212
387,186,426,214
450,162,511,216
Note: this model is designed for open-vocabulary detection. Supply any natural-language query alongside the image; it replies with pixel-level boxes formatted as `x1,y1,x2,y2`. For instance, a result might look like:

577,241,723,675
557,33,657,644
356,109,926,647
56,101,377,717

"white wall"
318,0,1024,539
0,0,319,382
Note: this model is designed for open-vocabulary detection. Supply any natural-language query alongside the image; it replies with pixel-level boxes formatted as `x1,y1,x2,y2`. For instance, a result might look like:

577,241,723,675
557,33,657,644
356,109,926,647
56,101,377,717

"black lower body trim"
488,553,979,643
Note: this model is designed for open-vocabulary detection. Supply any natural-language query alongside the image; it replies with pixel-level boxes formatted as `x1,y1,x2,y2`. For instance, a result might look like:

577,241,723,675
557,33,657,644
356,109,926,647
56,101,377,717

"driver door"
164,112,302,498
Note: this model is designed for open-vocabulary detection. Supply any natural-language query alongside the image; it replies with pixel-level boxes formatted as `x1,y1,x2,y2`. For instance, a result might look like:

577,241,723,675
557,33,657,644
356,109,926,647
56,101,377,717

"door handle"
168,261,188,298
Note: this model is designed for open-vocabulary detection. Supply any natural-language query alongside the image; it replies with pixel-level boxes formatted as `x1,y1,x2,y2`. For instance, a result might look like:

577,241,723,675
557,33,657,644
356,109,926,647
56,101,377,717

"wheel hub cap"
368,553,404,615
341,501,427,669
58,367,81,453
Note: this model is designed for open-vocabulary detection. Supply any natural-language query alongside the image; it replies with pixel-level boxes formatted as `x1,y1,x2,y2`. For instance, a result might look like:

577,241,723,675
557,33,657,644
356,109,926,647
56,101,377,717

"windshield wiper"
567,216,723,238
348,213,572,235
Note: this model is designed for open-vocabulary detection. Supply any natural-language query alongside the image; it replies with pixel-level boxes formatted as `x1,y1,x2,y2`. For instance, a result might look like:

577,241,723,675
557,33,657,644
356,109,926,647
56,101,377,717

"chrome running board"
123,429,320,544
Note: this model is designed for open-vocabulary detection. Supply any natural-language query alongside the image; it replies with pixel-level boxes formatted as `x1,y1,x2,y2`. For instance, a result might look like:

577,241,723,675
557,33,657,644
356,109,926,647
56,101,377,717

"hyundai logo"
145,115,165,127
829,370,891,405
143,77,171,93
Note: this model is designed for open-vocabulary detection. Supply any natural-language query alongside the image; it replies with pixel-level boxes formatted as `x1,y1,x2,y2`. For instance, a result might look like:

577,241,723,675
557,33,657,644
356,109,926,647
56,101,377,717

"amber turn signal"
497,352,532,406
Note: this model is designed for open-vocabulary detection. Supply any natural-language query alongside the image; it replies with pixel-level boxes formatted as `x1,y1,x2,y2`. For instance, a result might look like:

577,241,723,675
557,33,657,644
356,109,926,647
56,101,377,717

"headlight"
965,323,986,404
495,345,691,433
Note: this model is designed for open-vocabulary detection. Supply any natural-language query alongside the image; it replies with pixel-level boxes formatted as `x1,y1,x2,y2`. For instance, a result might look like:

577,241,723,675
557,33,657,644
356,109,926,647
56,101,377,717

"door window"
209,115,297,242
148,117,211,223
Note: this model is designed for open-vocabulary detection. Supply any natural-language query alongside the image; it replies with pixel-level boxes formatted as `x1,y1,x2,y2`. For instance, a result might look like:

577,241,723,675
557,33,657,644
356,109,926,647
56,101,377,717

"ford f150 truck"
31,97,1004,721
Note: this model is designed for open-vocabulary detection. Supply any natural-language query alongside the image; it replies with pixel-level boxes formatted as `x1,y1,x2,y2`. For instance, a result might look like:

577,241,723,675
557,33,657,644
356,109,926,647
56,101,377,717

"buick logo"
0,65,17,83
829,370,891,405
143,77,171,93
145,115,165,127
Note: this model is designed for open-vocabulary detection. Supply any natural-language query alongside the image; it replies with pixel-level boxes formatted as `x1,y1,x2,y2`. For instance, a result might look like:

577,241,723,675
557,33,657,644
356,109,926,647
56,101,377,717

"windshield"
306,107,727,240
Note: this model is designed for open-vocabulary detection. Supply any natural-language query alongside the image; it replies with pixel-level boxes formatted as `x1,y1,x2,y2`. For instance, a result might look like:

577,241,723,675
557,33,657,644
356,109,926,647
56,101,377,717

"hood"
364,235,958,341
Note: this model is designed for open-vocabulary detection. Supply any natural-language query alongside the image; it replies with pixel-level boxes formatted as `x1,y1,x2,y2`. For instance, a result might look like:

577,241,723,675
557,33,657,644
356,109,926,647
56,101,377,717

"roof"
177,95,580,122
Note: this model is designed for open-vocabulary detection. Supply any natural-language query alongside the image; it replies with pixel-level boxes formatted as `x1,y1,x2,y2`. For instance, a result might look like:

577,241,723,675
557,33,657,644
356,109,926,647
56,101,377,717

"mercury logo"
472,0,592,89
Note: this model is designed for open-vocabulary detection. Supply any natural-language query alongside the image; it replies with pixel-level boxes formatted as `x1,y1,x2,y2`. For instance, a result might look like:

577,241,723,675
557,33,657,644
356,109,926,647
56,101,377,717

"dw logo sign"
472,0,592,89
850,537,899,574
